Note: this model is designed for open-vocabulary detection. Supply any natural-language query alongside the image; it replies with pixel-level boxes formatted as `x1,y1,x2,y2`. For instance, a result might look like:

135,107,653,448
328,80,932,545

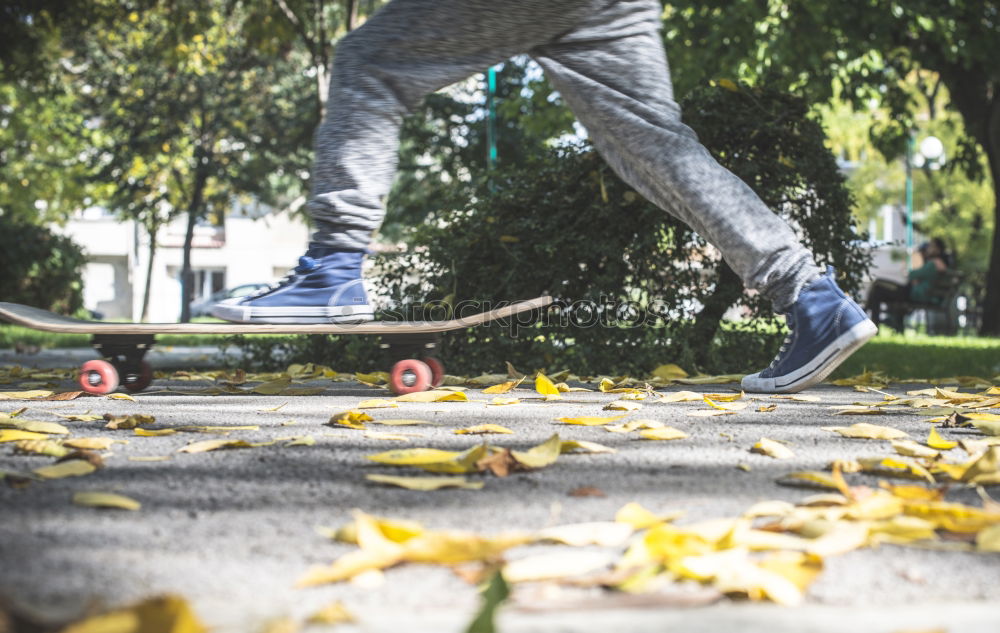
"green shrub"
229,82,869,375
0,216,85,314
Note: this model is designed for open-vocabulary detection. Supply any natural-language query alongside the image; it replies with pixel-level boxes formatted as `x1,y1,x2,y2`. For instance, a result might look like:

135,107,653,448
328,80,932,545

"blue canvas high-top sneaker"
211,248,374,324
742,267,877,393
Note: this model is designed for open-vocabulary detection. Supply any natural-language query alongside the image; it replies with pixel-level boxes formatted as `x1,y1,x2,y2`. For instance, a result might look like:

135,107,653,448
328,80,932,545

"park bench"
885,270,966,335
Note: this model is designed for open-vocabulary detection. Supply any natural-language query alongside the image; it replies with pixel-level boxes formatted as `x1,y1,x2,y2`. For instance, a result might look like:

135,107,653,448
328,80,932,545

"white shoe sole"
210,303,375,325
742,319,878,393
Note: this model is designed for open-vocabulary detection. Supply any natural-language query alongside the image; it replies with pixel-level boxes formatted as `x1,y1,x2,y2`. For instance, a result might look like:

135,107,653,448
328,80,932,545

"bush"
230,82,869,375
0,216,86,314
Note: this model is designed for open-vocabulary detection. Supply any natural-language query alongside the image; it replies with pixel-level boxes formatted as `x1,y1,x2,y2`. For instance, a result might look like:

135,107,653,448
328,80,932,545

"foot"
210,248,374,324
742,267,877,393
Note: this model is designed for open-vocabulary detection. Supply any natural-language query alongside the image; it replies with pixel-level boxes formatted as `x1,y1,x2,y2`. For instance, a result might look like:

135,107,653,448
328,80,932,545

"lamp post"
903,134,945,272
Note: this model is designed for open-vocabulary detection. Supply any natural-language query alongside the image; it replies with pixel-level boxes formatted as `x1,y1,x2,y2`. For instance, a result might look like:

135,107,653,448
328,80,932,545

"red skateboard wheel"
79,359,120,395
122,361,154,393
389,359,432,395
422,357,445,388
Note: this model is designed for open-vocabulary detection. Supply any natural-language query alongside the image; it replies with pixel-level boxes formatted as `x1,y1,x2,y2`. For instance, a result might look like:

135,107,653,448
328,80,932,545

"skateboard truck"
80,335,156,395
381,333,444,394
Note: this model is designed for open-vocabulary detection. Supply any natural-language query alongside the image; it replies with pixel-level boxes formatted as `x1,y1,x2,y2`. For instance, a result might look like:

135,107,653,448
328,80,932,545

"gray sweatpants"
308,0,822,309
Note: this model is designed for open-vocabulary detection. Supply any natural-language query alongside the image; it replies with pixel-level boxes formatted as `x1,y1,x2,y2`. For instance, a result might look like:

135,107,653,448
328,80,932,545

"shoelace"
768,314,795,370
244,256,319,300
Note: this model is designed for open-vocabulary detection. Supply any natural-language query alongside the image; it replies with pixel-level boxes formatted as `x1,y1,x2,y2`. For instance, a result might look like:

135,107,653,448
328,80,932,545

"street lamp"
904,133,946,271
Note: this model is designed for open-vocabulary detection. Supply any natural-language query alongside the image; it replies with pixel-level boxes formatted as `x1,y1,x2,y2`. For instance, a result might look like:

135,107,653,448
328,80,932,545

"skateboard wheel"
79,359,120,395
422,357,445,388
389,359,433,395
122,361,154,393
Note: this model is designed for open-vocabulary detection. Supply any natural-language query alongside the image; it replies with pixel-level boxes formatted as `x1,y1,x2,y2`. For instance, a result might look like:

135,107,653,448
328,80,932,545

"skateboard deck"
0,296,553,395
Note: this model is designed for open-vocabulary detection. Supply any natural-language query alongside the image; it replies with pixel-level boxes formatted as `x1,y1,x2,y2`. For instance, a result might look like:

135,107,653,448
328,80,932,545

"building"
58,201,310,322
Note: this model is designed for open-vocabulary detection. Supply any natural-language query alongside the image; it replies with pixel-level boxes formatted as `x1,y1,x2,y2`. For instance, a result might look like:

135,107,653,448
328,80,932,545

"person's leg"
214,0,596,323
865,279,908,330
530,2,875,392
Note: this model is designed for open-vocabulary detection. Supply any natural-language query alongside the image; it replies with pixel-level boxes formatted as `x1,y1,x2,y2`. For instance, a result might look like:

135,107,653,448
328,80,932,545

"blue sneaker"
210,249,374,324
741,267,877,393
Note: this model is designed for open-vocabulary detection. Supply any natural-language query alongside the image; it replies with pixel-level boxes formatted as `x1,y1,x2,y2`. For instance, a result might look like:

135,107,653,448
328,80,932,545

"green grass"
830,330,1000,380
0,325,235,350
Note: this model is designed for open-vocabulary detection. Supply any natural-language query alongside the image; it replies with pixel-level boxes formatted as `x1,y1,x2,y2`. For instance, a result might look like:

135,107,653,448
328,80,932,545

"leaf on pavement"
555,415,627,426
104,413,156,430
488,397,521,406
757,404,778,412
960,446,1000,484
0,429,49,442
772,394,822,402
978,524,1000,552
483,377,525,394
750,438,794,459
33,459,97,479
454,424,514,435
569,486,606,497
14,439,70,458
107,393,136,401
604,400,641,411
856,456,935,483
328,409,374,429
658,390,703,403
639,427,688,441
927,427,958,450
251,377,292,395
776,471,841,490
364,431,410,442
510,434,562,469
614,502,683,529
890,439,940,459
178,439,258,453
0,419,69,434
971,418,1000,437
370,418,435,426
822,423,908,440
367,444,489,474
396,390,469,403
0,390,54,400
650,363,689,382
307,601,355,626
605,418,664,433
560,439,616,454
51,412,104,422
366,474,484,491
73,491,141,511
503,550,614,584
57,595,206,633
135,428,177,437
537,521,633,547
687,409,736,417
286,435,316,446
356,399,399,409
535,373,562,400
64,437,121,450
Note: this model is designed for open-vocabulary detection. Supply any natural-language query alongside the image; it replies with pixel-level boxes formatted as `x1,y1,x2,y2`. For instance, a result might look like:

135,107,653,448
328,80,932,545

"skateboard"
0,296,553,396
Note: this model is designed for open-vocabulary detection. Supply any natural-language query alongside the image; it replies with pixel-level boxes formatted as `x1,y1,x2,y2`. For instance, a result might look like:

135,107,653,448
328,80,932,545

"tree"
64,1,316,321
662,0,1000,334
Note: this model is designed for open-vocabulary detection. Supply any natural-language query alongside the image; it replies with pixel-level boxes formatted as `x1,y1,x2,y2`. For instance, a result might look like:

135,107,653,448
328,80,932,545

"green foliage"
232,83,867,375
0,216,85,314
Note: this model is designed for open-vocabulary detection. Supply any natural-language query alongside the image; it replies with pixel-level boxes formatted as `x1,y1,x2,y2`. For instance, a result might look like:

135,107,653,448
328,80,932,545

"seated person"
866,238,951,331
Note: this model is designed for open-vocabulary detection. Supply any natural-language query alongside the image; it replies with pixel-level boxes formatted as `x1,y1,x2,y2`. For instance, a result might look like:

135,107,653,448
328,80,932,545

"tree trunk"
179,166,209,323
689,265,744,369
140,223,158,322
980,140,1000,335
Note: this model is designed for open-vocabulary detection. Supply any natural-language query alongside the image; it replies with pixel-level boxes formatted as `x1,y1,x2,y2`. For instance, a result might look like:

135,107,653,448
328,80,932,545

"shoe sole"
210,304,375,325
745,319,878,394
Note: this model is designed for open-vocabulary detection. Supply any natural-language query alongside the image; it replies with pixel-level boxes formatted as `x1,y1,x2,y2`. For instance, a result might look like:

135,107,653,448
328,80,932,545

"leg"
530,6,874,392
530,13,822,310
308,0,598,251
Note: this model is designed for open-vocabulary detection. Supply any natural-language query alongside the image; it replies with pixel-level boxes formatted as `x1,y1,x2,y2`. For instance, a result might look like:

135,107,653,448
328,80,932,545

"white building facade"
58,202,310,322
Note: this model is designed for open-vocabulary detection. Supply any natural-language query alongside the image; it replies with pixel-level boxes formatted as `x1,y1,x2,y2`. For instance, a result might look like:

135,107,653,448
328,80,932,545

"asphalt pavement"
1,348,999,632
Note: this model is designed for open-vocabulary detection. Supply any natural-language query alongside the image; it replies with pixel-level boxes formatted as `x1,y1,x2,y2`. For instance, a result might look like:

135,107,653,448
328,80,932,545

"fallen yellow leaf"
510,434,562,469
134,428,176,437
535,373,562,399
604,400,641,412
0,429,49,442
367,444,488,474
687,409,736,417
307,601,355,626
454,424,514,435
178,439,256,453
927,427,958,450
33,459,96,479
365,473,484,490
363,431,410,442
357,399,399,409
489,397,521,406
555,415,627,426
658,391,703,403
651,363,689,382
750,438,794,459
396,390,469,403
73,491,141,511
59,595,207,633
639,427,688,441
0,419,69,434
560,439,616,454
823,423,908,440
64,437,121,450
0,390,54,400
